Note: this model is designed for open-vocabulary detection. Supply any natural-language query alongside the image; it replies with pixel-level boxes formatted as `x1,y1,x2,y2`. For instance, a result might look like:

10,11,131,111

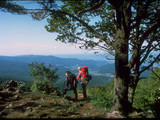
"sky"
0,1,91,56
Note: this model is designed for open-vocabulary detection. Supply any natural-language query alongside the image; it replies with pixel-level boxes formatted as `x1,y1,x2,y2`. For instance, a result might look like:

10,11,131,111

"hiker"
77,66,88,99
63,71,78,101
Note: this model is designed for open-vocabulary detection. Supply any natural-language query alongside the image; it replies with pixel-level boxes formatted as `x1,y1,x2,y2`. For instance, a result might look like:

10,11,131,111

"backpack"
70,74,78,88
81,66,92,82
81,66,88,76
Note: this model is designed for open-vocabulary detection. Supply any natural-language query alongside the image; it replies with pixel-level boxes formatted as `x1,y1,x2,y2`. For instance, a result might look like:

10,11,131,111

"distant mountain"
54,53,114,61
0,55,152,89
0,55,115,88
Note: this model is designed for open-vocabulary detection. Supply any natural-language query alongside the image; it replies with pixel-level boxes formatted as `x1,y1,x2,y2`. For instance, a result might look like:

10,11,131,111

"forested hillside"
0,55,115,88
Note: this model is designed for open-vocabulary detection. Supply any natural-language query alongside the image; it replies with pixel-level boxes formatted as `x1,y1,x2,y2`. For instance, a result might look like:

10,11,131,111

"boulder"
4,80,18,89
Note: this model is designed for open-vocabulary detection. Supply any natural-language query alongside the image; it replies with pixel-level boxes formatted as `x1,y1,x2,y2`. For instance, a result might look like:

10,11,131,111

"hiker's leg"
81,83,87,99
73,87,78,101
81,78,87,99
63,88,68,94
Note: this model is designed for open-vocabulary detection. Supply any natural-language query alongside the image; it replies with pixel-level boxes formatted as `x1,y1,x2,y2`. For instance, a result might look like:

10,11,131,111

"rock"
128,109,155,118
146,110,155,118
40,113,48,118
0,108,14,116
51,108,55,112
4,80,18,89
14,95,19,100
26,107,33,113
105,111,126,119
83,113,88,117
16,89,20,94
40,97,44,103
6,103,13,108
24,107,36,117
8,87,16,92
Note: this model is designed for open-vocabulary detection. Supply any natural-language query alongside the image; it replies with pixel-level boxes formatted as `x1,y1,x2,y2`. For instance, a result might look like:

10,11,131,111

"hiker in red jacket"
77,66,88,99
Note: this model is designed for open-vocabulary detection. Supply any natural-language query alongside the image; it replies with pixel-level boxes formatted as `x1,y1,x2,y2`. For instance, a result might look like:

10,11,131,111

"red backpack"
81,66,92,81
81,66,88,78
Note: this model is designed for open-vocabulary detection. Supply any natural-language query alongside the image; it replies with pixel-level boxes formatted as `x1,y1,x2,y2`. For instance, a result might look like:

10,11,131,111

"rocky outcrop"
0,80,20,101
4,80,18,89
0,80,21,117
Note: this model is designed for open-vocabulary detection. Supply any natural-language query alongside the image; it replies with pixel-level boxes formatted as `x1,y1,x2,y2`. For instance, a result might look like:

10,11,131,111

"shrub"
88,80,113,110
17,81,27,93
30,80,61,95
29,62,61,96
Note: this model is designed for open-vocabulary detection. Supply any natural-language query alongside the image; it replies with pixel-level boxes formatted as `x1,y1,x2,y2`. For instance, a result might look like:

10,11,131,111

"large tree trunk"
112,37,131,115
111,0,132,115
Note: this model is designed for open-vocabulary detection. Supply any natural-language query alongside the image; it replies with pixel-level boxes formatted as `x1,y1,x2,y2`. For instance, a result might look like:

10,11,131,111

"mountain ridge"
0,55,114,88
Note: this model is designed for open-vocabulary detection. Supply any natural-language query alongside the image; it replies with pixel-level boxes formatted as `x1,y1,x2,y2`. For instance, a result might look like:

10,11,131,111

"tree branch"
77,0,105,15
139,38,159,65
130,0,153,30
140,54,160,74
0,1,27,14
49,9,112,46
139,20,160,43
140,37,159,55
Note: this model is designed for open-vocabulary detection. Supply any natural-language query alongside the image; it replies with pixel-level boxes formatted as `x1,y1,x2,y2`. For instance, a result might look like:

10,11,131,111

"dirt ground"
0,92,107,119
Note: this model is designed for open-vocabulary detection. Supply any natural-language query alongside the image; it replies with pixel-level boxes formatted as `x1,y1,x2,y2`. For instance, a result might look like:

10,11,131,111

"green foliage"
88,80,113,110
29,62,60,95
30,80,61,95
0,1,27,14
29,62,59,84
133,67,160,111
45,0,114,51
17,81,27,93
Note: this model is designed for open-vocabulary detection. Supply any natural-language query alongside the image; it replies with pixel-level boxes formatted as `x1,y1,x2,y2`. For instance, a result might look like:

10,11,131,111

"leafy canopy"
44,0,160,70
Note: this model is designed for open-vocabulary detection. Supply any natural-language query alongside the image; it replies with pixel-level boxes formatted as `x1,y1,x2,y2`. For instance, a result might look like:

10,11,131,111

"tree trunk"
128,63,140,108
128,75,139,108
112,40,131,115
111,0,132,115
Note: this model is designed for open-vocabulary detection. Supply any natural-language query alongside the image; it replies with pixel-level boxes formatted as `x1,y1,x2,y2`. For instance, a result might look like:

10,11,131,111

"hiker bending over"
63,71,78,101
77,66,88,99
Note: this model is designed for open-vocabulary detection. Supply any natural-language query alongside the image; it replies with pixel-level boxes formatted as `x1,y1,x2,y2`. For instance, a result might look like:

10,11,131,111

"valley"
0,55,115,89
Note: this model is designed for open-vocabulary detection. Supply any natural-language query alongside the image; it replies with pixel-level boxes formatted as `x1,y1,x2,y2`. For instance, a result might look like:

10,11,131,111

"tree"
29,62,59,83
29,62,59,94
1,0,160,115
43,0,160,114
0,0,27,15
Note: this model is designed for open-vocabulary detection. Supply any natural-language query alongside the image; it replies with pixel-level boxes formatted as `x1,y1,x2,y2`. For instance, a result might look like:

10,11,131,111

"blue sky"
0,3,89,56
